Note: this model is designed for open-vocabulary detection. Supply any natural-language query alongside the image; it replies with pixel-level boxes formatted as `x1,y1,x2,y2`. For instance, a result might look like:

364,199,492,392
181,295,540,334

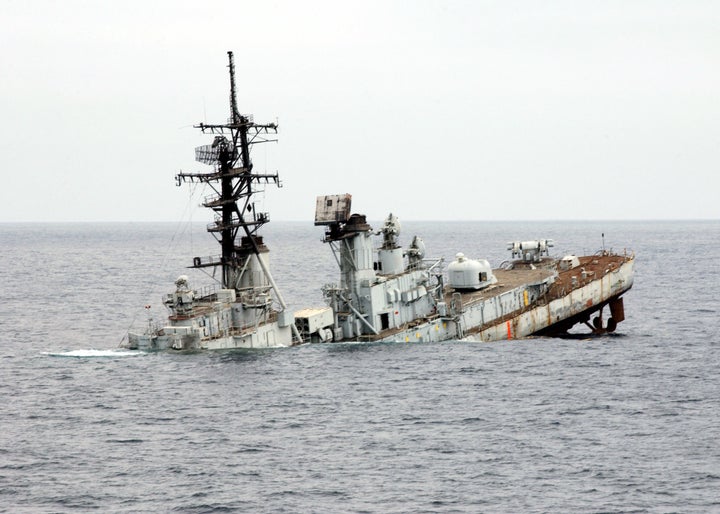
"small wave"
42,349,144,358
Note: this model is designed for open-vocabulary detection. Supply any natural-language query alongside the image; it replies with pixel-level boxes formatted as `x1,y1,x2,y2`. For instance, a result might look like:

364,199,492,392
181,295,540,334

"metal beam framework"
174,51,280,289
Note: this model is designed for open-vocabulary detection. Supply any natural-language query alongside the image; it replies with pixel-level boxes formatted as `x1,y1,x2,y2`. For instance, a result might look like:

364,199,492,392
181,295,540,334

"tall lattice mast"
176,51,280,290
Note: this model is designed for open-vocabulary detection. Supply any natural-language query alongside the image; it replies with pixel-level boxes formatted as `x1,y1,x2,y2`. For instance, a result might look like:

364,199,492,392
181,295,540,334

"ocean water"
1,220,718,513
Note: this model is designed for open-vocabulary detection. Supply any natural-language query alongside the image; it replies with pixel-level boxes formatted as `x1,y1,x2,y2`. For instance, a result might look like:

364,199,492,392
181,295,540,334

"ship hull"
367,256,634,344
128,256,633,350
127,315,295,351
466,257,634,342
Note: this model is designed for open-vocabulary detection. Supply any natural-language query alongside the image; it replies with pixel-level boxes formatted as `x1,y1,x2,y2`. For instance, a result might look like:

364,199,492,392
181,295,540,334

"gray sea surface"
1,220,718,513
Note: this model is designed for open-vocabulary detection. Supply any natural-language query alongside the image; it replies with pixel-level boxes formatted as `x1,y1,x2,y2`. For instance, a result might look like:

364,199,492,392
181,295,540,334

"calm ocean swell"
1,221,719,512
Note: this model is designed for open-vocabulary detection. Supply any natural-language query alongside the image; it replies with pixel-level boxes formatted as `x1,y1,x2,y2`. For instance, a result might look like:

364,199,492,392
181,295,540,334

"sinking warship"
125,52,634,351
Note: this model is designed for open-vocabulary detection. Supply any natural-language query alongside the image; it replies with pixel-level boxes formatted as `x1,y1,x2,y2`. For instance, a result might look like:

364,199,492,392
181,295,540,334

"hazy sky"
2,0,718,222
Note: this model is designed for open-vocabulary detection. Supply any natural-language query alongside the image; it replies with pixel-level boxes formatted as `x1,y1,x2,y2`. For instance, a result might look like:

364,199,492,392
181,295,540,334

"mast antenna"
227,51,240,125
174,51,282,293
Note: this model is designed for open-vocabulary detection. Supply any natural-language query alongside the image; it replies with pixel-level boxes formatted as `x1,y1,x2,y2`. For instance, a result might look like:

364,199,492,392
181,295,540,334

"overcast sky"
2,0,718,222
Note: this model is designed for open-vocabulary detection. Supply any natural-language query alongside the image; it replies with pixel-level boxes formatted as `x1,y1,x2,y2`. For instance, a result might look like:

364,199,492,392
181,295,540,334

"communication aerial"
176,51,281,290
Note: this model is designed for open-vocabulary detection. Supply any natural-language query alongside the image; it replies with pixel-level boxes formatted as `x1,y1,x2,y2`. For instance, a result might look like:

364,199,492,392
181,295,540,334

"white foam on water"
42,349,144,358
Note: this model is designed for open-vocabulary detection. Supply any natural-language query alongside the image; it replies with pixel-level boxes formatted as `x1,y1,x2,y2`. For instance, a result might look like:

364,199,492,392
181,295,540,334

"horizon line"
1,218,718,224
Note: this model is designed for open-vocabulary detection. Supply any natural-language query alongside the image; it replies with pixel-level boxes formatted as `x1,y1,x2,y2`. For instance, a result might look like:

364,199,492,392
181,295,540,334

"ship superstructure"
127,52,300,350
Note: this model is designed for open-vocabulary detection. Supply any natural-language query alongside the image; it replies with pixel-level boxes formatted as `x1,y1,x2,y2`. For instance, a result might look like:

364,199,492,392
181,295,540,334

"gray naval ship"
125,52,635,351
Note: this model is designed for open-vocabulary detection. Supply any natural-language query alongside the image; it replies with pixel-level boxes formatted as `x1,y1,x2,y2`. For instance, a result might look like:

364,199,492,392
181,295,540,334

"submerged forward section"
126,52,300,351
